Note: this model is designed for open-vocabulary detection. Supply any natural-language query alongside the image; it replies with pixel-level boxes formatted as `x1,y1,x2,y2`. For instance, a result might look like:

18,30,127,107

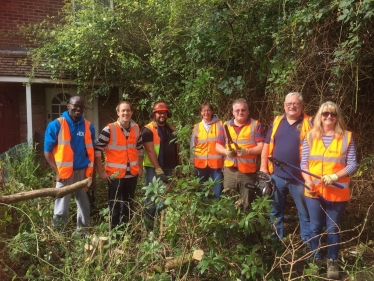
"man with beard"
44,96,95,235
142,101,179,219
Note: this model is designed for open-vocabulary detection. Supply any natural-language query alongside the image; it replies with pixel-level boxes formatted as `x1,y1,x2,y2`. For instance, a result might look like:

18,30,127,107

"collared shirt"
265,113,306,179
217,117,265,167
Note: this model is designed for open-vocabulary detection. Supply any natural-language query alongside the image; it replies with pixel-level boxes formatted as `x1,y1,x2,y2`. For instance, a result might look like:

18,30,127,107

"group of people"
190,94,357,279
44,93,357,280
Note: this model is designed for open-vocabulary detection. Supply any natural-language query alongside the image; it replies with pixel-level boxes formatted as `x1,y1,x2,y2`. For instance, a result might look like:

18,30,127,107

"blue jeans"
144,167,173,219
306,197,348,260
196,167,223,199
270,174,310,241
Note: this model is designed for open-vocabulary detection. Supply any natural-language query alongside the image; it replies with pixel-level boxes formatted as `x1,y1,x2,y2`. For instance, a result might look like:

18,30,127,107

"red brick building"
0,1,118,155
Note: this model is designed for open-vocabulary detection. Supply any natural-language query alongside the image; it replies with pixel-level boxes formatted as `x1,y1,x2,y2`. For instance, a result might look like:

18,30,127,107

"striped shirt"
94,120,143,178
300,134,357,175
217,117,265,167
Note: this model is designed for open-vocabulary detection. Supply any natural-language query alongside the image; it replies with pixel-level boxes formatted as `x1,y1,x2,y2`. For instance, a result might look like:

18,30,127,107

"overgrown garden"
0,0,373,279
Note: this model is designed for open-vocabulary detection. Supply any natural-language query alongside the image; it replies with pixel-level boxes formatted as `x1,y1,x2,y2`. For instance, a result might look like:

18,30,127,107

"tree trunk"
0,178,92,204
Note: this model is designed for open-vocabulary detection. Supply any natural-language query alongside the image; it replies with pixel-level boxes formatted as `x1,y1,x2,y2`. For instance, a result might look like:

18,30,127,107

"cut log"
0,178,92,204
164,249,204,270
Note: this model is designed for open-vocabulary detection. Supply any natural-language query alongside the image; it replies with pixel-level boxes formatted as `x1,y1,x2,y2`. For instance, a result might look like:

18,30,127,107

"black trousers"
108,176,138,229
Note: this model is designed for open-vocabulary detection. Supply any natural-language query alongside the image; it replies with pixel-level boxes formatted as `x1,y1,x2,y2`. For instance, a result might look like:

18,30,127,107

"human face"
200,105,213,122
155,111,168,125
232,102,249,124
284,95,302,119
321,107,337,128
117,103,133,125
67,97,85,122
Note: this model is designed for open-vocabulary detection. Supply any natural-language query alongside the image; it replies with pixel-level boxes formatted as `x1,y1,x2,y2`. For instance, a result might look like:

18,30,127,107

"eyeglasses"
234,109,247,113
285,102,301,107
321,112,337,118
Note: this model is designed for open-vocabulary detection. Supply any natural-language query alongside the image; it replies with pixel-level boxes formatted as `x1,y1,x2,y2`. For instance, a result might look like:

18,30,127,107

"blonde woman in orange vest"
44,96,95,235
300,101,357,279
190,102,224,198
95,101,143,230
216,98,265,208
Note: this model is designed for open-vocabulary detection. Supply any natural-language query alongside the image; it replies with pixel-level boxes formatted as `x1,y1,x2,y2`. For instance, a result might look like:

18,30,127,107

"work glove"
321,174,338,185
236,148,250,157
155,168,169,184
225,149,236,158
305,181,317,197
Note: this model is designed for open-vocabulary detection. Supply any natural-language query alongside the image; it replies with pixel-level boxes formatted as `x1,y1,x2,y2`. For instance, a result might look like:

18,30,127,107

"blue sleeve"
90,123,96,144
44,120,61,152
265,122,274,144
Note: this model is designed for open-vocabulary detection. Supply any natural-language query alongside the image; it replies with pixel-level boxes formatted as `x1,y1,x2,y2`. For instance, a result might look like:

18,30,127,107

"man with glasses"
142,101,179,220
216,98,265,208
260,92,312,245
44,96,95,235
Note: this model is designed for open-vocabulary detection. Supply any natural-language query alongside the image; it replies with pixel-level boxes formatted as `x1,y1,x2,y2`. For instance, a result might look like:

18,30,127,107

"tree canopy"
26,0,374,155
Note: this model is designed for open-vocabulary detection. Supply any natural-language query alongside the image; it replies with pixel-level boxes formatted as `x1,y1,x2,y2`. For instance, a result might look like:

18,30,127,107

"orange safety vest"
224,119,258,173
192,120,223,169
305,131,352,201
143,121,177,167
54,117,94,179
267,114,312,173
105,121,140,178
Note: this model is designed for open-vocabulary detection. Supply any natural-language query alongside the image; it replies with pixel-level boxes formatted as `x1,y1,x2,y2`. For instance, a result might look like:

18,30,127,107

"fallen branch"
0,178,92,204
164,249,204,270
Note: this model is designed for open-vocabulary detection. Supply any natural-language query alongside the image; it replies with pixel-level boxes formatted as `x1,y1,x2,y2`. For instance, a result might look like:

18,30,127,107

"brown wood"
0,178,92,204
164,249,204,270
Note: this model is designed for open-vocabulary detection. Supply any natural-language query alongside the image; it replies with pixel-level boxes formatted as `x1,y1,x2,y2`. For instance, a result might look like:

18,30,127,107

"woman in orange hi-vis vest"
190,102,224,198
300,101,357,279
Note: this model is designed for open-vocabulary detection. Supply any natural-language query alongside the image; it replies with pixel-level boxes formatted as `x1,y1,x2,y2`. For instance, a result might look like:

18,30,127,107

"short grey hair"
232,98,248,109
284,92,303,103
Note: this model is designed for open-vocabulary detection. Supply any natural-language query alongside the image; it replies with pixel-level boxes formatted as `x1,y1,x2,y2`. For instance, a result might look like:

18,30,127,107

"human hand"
225,149,236,158
99,171,111,183
321,174,338,185
305,181,317,196
155,167,165,176
237,148,250,157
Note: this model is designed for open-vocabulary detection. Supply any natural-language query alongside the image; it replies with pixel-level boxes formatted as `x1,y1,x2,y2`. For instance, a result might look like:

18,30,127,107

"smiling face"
155,111,168,125
117,102,133,125
232,102,249,125
320,106,337,129
200,105,213,122
284,94,303,120
67,96,85,122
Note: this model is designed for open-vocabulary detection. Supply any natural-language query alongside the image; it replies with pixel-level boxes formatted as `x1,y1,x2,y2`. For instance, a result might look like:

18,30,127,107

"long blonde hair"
311,101,346,139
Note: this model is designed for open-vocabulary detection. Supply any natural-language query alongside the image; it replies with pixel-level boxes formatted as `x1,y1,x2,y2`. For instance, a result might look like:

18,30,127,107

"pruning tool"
224,124,240,153
268,156,344,204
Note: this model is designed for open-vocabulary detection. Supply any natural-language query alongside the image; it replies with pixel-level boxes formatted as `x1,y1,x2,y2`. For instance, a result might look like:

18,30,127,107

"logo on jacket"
77,131,84,136
296,124,302,131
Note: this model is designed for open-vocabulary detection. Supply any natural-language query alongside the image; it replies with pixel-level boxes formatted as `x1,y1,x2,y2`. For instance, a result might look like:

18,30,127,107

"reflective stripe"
55,161,73,166
195,155,222,159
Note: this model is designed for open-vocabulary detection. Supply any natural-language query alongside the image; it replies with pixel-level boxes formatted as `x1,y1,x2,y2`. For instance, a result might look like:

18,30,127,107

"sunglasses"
321,111,337,118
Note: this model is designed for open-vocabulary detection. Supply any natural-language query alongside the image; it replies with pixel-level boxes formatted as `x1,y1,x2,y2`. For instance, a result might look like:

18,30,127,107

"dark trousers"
108,176,138,229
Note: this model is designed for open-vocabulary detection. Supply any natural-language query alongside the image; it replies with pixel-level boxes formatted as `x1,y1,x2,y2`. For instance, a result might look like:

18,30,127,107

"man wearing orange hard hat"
142,101,179,220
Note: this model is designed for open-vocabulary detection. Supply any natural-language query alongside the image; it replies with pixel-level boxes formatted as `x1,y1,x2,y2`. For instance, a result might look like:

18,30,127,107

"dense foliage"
1,0,372,280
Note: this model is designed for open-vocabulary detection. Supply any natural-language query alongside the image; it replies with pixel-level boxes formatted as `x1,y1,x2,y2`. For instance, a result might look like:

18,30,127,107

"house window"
51,93,72,120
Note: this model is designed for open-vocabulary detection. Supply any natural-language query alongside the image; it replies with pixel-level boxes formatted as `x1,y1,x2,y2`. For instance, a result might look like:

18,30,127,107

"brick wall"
0,0,65,49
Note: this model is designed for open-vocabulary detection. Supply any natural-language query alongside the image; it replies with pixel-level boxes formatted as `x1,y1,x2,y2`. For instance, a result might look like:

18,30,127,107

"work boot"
327,259,340,279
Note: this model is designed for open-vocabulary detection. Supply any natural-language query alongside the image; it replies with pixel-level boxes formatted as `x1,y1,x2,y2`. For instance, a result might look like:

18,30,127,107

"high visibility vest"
143,121,176,167
267,114,312,173
53,117,94,179
192,120,223,169
224,119,258,173
105,122,140,178
305,131,352,201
